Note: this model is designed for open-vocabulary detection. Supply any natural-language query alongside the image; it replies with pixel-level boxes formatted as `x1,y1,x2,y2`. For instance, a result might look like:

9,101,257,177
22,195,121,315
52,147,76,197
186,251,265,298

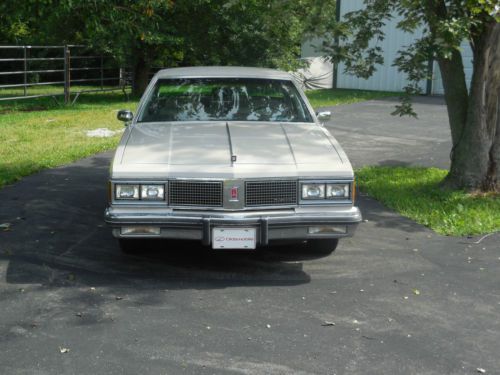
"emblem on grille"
230,186,239,201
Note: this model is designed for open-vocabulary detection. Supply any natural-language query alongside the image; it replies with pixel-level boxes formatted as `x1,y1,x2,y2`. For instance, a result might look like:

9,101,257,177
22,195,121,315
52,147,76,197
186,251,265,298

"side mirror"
316,111,332,123
117,109,134,124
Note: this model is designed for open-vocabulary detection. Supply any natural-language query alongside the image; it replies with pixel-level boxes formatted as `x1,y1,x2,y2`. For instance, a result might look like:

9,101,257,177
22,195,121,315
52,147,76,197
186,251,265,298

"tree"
52,0,181,95
0,0,180,95
322,0,499,192
1,0,337,95
104,0,337,93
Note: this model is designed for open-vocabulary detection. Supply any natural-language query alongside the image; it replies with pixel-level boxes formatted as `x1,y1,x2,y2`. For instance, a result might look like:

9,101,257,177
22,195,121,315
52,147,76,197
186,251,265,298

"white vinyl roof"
154,66,292,80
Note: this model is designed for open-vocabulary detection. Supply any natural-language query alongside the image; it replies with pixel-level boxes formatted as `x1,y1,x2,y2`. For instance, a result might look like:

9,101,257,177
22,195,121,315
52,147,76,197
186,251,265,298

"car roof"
154,66,293,80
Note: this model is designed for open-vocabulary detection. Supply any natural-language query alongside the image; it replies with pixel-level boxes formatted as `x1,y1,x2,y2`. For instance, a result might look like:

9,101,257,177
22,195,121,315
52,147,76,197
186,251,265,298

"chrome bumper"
104,206,362,245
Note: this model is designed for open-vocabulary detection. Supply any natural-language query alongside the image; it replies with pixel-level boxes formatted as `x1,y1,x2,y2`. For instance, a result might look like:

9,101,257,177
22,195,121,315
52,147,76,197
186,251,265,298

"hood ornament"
226,122,237,165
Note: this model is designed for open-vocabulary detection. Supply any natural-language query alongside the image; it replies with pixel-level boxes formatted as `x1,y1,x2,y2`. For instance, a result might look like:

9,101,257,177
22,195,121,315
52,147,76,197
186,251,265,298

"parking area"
0,97,499,374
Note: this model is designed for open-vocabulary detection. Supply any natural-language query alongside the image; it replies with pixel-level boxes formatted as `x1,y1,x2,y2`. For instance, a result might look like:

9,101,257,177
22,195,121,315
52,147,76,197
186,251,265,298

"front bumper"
104,205,362,246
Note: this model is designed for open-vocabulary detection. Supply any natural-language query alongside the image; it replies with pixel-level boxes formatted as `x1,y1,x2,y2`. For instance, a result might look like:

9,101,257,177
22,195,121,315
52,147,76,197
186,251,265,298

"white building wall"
300,0,475,94
336,0,427,92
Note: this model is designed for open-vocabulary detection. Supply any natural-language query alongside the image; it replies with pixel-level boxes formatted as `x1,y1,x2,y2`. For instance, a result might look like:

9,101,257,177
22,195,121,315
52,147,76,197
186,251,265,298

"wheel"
308,238,339,255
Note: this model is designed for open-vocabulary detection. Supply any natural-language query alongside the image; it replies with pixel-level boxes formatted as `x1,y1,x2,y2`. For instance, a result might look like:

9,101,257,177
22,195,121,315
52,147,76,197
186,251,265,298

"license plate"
212,227,257,249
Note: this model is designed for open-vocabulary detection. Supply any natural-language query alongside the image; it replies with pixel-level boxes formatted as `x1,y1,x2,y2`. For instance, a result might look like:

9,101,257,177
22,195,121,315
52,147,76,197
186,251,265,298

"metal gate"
0,45,130,104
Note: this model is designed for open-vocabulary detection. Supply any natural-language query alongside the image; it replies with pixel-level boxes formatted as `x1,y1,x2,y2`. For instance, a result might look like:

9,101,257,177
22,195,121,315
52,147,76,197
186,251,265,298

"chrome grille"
169,181,223,207
245,180,298,207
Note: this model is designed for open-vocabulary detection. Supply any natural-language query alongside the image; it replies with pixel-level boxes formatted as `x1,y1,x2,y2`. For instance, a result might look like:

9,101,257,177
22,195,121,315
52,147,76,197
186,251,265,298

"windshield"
138,78,313,123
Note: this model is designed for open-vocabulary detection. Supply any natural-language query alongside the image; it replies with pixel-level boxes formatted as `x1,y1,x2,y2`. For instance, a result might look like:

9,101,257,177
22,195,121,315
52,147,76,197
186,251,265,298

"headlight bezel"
114,182,167,203
299,180,352,203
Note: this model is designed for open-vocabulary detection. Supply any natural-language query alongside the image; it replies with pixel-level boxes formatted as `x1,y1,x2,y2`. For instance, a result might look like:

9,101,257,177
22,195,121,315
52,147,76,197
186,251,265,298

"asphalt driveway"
323,96,452,169
0,97,499,375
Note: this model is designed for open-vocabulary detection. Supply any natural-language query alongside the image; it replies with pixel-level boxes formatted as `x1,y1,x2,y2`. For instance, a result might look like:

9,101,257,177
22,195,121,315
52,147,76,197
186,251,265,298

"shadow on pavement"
357,195,427,234
0,148,432,293
376,95,446,106
0,151,425,292
0,154,317,289
1,228,316,289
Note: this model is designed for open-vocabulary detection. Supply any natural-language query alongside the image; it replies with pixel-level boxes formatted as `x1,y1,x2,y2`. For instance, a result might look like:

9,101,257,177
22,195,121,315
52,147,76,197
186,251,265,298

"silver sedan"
105,66,362,254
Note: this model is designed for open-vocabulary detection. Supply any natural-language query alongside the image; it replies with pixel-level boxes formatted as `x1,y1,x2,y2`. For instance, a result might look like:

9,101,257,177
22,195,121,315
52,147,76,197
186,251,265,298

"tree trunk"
443,23,500,192
132,53,151,96
437,49,469,149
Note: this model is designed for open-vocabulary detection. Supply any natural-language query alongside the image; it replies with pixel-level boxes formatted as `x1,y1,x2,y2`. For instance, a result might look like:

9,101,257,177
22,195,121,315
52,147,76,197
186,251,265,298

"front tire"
308,238,339,255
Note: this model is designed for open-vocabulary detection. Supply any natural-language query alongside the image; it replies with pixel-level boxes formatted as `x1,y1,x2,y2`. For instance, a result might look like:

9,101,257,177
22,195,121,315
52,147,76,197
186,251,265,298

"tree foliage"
0,0,338,93
322,0,500,192
323,0,498,116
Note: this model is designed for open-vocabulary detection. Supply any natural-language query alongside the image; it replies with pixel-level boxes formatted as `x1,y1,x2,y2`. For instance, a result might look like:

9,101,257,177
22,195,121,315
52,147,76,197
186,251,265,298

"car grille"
245,180,298,207
169,181,223,207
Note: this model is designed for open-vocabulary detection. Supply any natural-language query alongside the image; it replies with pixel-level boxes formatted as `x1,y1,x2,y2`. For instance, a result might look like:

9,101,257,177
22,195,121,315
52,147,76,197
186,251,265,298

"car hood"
112,121,353,179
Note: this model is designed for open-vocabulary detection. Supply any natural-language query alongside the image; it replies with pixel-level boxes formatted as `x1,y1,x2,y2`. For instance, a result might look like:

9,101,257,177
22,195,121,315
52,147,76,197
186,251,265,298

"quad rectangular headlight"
301,183,326,200
115,183,166,201
326,184,349,199
115,184,139,200
140,184,165,200
301,182,350,201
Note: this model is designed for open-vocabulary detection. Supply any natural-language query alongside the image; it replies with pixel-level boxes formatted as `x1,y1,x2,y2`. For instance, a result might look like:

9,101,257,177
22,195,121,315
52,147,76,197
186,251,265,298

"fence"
0,45,131,104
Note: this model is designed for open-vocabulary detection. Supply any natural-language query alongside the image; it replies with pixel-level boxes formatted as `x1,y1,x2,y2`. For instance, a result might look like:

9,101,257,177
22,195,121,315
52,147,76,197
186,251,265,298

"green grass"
0,90,138,188
0,85,129,108
0,84,68,100
356,166,500,236
306,88,398,108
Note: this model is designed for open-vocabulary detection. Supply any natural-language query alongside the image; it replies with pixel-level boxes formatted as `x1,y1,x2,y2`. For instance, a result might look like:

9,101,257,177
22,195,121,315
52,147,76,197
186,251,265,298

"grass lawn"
356,166,500,236
306,88,397,108
0,90,137,188
0,87,393,189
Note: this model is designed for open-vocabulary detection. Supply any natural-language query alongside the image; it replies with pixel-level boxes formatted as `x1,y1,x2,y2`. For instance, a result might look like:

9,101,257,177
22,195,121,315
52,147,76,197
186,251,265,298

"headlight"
326,184,349,199
301,182,351,201
115,183,166,201
115,184,139,200
301,183,325,199
141,184,165,200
